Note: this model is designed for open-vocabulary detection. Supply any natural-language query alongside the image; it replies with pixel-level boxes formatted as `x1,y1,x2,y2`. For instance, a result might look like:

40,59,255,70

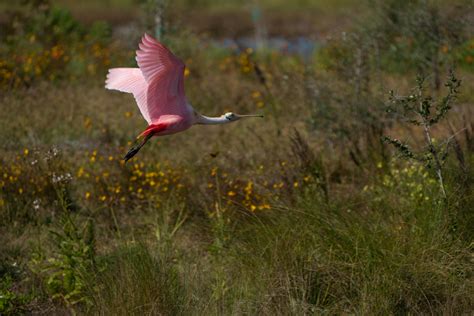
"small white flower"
33,199,41,210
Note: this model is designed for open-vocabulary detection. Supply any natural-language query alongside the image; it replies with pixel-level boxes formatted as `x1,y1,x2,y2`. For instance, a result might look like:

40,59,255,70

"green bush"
0,0,126,88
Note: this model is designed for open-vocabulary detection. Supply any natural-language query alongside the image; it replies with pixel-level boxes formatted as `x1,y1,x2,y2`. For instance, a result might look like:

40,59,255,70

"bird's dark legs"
123,133,153,162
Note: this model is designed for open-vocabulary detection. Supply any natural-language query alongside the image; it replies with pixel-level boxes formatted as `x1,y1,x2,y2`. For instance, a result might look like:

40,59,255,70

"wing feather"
135,33,187,122
105,68,151,124
105,34,188,125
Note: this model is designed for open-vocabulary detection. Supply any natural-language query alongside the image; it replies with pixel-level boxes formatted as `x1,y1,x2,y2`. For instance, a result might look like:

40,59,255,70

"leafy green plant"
0,0,122,88
384,71,461,200
0,275,31,315
30,215,96,309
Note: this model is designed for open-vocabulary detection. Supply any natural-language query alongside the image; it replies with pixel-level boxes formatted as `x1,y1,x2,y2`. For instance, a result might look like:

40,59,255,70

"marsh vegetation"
1,0,473,314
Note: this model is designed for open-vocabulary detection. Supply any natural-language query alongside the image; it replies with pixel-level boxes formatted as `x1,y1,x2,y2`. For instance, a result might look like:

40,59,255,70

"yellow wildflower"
84,117,92,128
251,91,261,99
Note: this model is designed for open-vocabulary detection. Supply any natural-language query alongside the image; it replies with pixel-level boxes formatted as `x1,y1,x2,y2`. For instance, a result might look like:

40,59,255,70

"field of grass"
1,0,474,315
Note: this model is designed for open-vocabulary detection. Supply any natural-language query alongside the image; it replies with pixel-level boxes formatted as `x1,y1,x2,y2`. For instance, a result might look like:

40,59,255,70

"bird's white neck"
196,114,230,125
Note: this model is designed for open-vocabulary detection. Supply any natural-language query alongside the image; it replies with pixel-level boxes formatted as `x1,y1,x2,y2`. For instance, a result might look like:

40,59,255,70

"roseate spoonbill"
105,33,263,162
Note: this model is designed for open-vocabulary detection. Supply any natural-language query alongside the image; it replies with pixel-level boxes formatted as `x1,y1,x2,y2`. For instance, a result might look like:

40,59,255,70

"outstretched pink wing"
135,33,188,121
105,68,151,123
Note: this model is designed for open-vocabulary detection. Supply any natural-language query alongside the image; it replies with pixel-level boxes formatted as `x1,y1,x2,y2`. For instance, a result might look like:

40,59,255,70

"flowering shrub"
364,161,438,206
0,147,71,225
0,1,130,88
0,143,321,227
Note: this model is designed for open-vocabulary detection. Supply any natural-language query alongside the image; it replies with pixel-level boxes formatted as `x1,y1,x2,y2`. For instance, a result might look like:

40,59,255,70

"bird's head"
224,112,263,122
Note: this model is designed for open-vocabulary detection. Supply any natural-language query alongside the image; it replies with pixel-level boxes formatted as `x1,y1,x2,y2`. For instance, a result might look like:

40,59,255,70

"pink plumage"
106,33,190,126
105,68,149,122
105,33,263,162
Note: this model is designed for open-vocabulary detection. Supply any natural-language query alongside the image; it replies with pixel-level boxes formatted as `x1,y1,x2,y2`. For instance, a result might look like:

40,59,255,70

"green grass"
1,1,473,314
1,78,472,314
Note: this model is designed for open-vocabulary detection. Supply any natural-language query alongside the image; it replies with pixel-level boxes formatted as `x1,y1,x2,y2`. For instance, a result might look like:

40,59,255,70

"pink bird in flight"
105,33,263,162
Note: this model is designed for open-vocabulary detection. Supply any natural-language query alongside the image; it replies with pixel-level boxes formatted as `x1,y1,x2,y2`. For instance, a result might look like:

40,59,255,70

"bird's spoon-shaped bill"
235,114,264,118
